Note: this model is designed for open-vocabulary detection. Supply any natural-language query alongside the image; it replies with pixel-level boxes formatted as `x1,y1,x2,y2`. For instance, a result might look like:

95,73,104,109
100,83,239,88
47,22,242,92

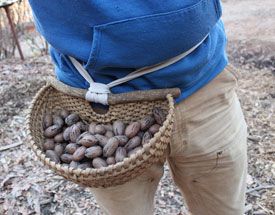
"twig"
246,185,275,193
244,204,253,213
0,142,23,152
258,203,274,214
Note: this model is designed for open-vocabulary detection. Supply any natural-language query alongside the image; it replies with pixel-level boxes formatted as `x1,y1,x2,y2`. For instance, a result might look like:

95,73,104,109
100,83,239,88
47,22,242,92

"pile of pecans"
42,107,167,169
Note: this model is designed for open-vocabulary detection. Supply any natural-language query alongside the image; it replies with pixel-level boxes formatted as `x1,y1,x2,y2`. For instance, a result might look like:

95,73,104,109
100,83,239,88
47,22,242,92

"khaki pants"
91,66,248,215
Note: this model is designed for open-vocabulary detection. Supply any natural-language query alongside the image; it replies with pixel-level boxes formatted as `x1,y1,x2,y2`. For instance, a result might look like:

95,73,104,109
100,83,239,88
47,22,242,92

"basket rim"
26,84,175,178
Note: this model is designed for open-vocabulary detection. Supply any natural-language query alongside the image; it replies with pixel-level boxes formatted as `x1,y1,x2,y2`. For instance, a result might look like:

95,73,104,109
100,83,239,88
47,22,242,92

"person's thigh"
168,66,248,215
90,163,164,215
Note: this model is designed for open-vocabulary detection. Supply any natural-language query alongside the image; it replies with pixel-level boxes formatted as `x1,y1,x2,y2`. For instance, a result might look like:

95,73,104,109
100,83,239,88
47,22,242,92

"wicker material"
26,83,175,188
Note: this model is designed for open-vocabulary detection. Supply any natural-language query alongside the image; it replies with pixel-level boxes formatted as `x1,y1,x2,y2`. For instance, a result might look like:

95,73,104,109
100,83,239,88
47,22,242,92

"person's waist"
54,46,227,92
52,20,227,90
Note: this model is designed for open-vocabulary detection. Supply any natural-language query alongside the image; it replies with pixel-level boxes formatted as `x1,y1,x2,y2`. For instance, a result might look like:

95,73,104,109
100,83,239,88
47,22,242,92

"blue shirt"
29,0,228,103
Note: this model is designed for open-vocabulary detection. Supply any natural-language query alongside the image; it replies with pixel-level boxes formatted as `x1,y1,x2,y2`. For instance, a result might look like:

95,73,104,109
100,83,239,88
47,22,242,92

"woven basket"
26,81,177,188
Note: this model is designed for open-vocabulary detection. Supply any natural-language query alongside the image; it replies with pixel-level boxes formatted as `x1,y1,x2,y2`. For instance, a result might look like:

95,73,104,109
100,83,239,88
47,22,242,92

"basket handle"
47,77,180,105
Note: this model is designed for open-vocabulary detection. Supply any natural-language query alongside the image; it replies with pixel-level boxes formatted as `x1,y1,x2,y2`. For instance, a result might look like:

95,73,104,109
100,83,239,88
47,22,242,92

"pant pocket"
168,101,188,157
225,64,239,83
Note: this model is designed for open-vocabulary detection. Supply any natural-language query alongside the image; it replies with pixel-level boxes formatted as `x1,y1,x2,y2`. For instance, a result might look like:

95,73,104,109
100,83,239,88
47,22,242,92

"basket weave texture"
26,84,175,188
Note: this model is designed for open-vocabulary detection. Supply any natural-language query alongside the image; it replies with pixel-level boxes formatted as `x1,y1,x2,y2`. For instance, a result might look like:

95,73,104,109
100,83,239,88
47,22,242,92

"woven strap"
69,34,208,105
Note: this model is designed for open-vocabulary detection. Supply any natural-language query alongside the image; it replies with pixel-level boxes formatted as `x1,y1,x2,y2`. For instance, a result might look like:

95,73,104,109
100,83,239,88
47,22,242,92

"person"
28,0,247,214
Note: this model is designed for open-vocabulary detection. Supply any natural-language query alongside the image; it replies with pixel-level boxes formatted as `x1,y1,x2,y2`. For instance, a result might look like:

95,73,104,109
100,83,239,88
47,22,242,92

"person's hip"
169,65,247,157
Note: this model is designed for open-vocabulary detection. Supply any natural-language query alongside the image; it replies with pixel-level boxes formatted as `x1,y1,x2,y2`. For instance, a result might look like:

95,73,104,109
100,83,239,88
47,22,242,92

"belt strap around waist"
69,34,209,105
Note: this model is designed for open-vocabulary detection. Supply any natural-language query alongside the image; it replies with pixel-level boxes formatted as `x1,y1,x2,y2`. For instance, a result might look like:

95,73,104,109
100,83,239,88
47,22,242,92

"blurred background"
0,0,47,60
0,0,274,214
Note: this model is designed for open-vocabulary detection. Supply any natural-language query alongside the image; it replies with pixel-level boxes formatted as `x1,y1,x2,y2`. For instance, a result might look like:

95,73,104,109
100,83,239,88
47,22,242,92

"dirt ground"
0,0,274,214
